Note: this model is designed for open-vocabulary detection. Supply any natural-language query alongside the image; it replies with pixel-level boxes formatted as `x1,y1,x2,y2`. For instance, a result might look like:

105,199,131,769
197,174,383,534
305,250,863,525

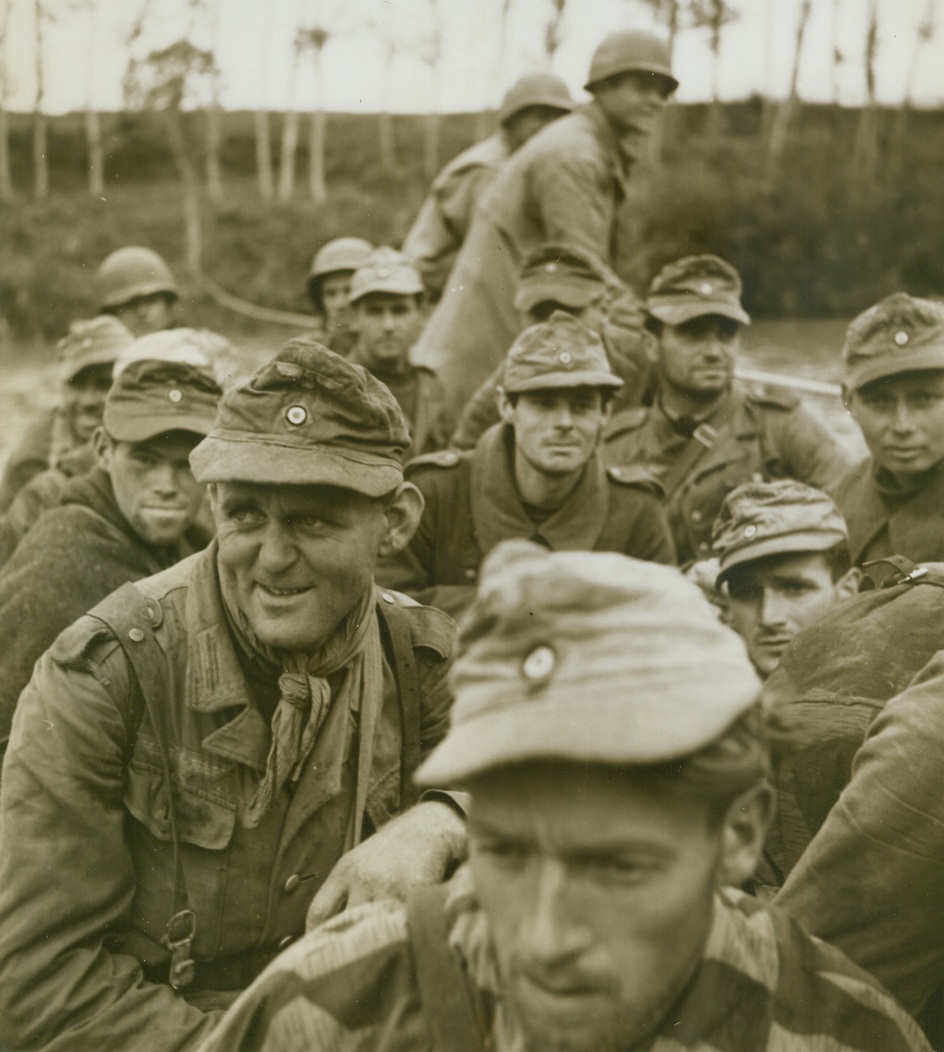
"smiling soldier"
0,339,464,1051
379,311,674,616
196,541,930,1052
835,293,944,578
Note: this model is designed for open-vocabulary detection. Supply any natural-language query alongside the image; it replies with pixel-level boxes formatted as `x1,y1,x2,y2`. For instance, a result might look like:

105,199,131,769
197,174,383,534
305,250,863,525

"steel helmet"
498,72,574,125
584,29,678,93
307,237,375,309
95,246,179,311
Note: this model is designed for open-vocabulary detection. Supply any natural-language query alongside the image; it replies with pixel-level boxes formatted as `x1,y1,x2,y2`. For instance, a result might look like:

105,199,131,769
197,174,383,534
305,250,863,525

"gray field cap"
646,254,751,327
514,243,608,314
189,337,410,495
416,540,761,786
349,247,424,304
57,315,134,384
103,359,222,443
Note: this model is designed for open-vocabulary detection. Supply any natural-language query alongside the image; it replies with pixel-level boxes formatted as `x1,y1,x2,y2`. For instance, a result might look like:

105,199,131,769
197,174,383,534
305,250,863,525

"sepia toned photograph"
0,1,943,1049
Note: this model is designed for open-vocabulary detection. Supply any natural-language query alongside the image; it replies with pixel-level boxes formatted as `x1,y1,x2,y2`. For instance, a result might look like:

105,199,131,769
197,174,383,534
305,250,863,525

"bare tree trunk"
255,109,274,201
0,0,13,202
205,101,224,203
765,0,812,181
308,46,327,205
163,106,202,276
32,0,48,200
85,109,104,195
850,0,880,187
278,109,300,202
544,0,566,61
889,0,935,174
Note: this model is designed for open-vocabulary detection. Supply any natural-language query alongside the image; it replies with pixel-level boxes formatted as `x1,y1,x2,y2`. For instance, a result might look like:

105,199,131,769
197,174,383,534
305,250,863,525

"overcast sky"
2,0,943,115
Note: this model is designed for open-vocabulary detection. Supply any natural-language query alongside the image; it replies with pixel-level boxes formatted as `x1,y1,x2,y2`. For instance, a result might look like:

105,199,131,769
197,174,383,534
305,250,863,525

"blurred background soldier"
198,541,930,1052
402,71,573,301
412,28,678,412
0,339,463,1052
0,315,132,513
348,247,452,455
0,357,221,752
605,255,851,565
837,293,944,578
305,236,374,355
95,245,180,337
712,480,859,679
379,312,674,615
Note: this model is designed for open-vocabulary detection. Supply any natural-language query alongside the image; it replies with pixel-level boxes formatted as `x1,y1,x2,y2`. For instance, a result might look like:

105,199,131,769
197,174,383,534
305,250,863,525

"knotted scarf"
221,581,383,828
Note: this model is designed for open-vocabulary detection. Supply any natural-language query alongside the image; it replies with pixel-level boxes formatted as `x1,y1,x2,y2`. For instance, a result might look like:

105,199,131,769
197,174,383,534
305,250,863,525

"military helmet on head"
95,247,179,312
498,71,574,124
585,29,678,94
307,237,375,309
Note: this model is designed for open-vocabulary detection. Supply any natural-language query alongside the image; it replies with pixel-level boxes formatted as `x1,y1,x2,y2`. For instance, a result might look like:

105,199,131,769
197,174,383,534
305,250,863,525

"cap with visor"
103,359,222,443
646,254,751,327
57,315,134,385
501,310,622,394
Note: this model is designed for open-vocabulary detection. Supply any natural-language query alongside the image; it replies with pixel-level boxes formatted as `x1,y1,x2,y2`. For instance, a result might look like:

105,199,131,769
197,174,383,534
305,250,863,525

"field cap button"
894,330,909,346
285,405,308,426
522,643,556,684
743,524,757,538
168,388,183,403
699,281,713,295
284,873,301,894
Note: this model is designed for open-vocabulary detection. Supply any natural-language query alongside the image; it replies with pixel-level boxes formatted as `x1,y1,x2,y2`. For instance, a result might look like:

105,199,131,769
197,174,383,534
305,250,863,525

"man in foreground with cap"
198,540,930,1052
380,311,674,615
412,28,678,412
403,71,573,300
0,314,133,513
605,254,851,565
306,236,374,354
0,340,463,1051
451,242,654,448
348,246,453,455
0,357,221,751
96,245,181,337
835,292,944,575
712,480,859,679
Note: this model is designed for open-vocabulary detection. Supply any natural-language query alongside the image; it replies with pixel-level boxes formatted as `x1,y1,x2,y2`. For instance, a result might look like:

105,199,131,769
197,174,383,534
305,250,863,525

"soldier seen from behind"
836,293,944,578
605,255,852,565
378,311,674,616
348,247,453,455
200,542,931,1052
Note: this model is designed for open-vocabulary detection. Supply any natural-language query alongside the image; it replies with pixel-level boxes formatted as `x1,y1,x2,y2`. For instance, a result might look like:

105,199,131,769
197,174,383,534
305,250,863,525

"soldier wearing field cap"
412,28,678,414
713,480,859,679
378,311,674,616
403,71,573,300
605,254,851,565
0,314,133,514
348,246,453,455
0,339,465,1052
835,292,944,577
200,540,930,1052
452,242,654,447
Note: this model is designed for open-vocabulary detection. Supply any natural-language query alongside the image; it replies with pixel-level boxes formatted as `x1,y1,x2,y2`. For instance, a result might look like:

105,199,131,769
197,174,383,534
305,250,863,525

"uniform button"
691,510,703,523
463,568,476,580
277,935,294,951
284,873,301,894
380,592,395,604
128,628,145,642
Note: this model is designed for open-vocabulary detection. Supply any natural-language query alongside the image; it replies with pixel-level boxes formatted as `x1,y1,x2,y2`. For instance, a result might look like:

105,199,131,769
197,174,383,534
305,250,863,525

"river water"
0,318,866,472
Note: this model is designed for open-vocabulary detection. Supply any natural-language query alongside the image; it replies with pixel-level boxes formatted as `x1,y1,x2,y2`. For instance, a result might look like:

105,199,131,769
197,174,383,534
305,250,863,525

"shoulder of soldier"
605,464,664,498
376,588,454,662
412,364,446,390
740,384,801,413
405,448,469,474
48,613,123,673
440,134,507,176
604,406,650,441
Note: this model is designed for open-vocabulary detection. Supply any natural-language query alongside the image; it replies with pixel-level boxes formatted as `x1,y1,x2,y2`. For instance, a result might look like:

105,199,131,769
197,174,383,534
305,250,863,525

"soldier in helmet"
604,255,852,565
402,71,573,301
305,236,375,355
0,315,132,513
347,247,453,455
411,29,678,412
199,541,931,1052
95,246,180,337
378,311,674,616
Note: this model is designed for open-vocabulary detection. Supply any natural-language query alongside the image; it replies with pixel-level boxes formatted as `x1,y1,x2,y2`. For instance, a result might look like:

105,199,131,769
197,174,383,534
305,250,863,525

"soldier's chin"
135,509,191,546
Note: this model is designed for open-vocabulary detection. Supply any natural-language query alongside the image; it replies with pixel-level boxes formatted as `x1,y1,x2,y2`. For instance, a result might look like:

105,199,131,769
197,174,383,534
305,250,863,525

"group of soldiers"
1,23,944,1052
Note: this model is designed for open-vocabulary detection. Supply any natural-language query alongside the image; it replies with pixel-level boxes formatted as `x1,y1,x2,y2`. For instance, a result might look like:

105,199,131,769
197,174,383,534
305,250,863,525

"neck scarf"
221,578,381,828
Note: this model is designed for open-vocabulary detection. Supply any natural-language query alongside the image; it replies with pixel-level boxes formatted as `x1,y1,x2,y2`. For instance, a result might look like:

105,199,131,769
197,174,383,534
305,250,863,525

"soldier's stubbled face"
499,388,610,480
62,363,114,443
848,370,944,483
467,762,768,1052
351,293,424,373
210,482,394,652
656,315,741,402
95,430,205,547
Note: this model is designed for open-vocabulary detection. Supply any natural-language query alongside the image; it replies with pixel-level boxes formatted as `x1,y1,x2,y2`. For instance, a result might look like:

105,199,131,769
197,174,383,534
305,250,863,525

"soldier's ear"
378,482,425,557
836,566,861,600
496,387,515,423
92,427,113,471
717,781,775,887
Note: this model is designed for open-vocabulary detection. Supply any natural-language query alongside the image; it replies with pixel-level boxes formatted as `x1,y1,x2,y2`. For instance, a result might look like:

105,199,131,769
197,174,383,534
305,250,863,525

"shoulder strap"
407,884,489,1052
376,599,422,809
861,555,944,591
659,420,724,498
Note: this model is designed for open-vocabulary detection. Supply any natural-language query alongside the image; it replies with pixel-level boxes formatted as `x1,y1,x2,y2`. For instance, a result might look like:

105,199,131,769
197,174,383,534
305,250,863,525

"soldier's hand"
305,800,467,930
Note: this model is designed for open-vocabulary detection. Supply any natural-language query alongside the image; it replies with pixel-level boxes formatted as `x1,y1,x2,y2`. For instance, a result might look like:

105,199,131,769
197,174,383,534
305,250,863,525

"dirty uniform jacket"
833,455,944,568
0,406,76,512
603,386,853,565
377,423,675,617
777,648,944,1039
195,866,931,1052
378,365,454,457
0,545,454,1052
0,466,198,745
411,103,632,411
402,132,509,299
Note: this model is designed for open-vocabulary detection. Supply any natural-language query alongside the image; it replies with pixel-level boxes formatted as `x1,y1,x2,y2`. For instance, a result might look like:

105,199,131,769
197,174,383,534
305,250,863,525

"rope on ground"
198,274,322,329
